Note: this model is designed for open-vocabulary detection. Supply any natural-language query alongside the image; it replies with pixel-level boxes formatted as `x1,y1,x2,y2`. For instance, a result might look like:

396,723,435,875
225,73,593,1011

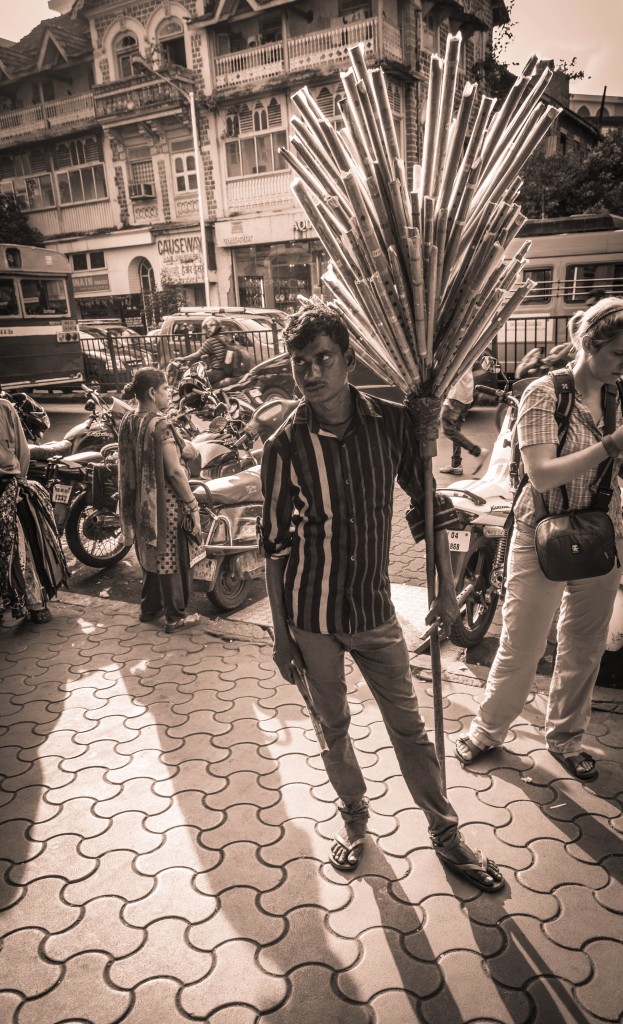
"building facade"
0,0,509,324
570,91,623,134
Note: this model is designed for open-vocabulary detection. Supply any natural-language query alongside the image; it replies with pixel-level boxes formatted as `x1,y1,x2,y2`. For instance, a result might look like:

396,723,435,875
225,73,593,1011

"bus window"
0,277,19,316
564,262,623,303
521,267,553,304
20,277,69,317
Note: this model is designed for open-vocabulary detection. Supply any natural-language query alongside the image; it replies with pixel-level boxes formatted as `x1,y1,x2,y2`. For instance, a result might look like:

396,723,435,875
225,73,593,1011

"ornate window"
0,150,55,210
314,86,345,131
156,18,187,67
173,153,197,193
139,258,155,295
54,136,107,205
224,98,286,178
114,33,140,79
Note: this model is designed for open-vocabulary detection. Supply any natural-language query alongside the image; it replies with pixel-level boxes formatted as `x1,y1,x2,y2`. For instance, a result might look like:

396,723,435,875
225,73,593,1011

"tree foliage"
519,130,623,218
0,193,44,246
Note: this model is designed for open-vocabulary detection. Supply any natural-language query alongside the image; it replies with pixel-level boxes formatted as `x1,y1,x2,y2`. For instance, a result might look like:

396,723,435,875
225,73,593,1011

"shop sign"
156,233,203,284
223,235,253,246
293,219,314,234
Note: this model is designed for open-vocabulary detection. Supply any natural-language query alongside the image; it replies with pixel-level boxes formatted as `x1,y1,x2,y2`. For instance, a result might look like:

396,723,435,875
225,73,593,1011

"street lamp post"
132,58,211,304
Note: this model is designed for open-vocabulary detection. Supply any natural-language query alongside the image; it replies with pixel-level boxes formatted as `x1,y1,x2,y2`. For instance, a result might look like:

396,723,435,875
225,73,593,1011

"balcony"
0,92,96,146
28,200,116,238
213,17,403,93
94,67,196,126
225,171,293,215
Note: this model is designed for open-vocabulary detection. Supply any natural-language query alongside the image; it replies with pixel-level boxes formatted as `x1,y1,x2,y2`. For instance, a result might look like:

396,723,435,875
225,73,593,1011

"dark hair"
282,301,350,354
121,367,167,401
568,297,623,352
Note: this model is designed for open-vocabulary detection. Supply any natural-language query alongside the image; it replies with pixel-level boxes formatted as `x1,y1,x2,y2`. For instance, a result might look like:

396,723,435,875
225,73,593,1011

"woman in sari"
118,367,202,634
0,396,68,623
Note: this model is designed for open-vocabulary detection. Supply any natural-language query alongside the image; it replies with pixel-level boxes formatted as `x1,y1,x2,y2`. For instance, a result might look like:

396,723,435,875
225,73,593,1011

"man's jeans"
291,615,459,848
469,523,622,755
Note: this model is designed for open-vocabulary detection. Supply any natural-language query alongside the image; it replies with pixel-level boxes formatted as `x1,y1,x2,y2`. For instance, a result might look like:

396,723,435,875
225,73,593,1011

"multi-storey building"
570,91,623,134
0,0,509,323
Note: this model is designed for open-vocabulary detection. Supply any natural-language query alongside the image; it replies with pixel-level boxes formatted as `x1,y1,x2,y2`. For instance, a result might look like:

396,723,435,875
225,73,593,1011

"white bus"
496,214,623,373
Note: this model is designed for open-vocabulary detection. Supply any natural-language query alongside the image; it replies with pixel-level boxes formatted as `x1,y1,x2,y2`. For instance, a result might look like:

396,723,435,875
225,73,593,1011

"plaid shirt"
515,375,623,537
260,387,460,634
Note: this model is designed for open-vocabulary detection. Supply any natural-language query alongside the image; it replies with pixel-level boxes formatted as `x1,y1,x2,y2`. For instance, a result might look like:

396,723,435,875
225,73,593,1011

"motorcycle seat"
28,439,72,460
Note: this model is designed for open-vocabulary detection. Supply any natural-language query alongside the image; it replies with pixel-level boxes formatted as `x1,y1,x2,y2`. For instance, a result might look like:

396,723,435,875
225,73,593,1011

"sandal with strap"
455,734,496,766
329,833,366,872
551,750,598,782
436,845,505,893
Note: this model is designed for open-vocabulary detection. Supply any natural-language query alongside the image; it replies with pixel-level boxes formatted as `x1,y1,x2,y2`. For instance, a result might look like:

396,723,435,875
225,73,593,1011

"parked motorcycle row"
7,366,297,611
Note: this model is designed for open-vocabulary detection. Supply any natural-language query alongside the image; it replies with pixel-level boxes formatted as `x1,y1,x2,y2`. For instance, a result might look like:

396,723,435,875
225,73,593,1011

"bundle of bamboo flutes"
282,35,558,402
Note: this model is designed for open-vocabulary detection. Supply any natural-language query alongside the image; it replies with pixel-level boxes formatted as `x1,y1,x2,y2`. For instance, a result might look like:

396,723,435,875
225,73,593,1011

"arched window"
114,33,140,80
139,258,155,295
577,105,591,117
156,18,187,68
224,98,286,179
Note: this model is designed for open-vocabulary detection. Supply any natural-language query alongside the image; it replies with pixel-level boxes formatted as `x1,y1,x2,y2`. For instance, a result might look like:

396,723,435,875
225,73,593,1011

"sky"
3,0,623,99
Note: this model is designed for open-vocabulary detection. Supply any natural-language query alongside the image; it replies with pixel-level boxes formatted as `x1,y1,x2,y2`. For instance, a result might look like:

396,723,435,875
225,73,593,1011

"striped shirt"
260,386,460,634
194,334,228,373
515,375,623,537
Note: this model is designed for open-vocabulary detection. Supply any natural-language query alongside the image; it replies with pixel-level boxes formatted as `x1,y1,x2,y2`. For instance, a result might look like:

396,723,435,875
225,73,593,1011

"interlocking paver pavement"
1,584,622,1023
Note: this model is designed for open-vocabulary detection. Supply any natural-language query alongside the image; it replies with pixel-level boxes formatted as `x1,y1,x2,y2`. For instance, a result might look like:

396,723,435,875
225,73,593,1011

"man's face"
290,332,353,405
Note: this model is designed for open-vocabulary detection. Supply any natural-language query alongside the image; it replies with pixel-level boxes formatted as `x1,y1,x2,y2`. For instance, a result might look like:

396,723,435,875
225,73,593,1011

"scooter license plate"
448,529,471,552
194,557,217,582
52,483,73,504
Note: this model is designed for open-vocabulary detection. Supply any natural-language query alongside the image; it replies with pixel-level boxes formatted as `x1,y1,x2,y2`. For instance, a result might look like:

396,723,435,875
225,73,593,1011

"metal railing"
492,315,572,374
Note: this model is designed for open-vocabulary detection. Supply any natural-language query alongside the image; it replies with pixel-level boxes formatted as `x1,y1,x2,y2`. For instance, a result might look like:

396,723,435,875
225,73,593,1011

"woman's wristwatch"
601,434,622,458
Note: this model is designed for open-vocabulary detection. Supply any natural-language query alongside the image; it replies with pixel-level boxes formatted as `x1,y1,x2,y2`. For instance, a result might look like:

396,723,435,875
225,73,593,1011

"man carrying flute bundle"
260,303,504,893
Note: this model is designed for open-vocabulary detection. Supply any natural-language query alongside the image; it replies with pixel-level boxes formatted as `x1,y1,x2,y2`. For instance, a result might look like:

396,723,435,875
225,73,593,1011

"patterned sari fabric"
0,476,68,618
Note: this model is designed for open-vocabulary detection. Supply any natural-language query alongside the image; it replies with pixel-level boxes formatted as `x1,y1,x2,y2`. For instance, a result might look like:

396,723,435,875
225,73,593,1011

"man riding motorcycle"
167,317,249,389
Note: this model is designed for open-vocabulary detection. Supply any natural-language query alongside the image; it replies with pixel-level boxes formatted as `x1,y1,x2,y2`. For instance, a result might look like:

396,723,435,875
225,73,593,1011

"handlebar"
473,384,500,398
474,383,519,407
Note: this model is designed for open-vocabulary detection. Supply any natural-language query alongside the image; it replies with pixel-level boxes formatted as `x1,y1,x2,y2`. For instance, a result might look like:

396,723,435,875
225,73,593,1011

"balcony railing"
226,170,293,214
94,67,196,124
213,18,403,91
27,200,116,238
0,92,96,144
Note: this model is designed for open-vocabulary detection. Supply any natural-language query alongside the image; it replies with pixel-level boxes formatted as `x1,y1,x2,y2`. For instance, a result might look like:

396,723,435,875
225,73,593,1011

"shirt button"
349,517,354,524
345,478,350,485
350,555,355,561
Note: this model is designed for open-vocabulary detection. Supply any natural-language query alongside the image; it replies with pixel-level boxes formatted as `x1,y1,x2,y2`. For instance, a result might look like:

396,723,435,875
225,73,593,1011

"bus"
495,214,623,373
0,243,83,388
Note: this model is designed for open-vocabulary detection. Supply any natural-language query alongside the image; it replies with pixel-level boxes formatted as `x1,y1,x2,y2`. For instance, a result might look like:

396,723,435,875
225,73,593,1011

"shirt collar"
294,385,382,433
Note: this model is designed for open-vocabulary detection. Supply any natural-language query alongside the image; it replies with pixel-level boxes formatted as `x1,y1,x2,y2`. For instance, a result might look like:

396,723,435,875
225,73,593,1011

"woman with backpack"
456,298,623,781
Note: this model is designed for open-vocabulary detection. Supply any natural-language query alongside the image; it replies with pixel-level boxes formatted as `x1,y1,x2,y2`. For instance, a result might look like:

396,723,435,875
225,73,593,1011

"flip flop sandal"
455,734,496,766
329,834,365,872
551,751,598,782
436,848,505,893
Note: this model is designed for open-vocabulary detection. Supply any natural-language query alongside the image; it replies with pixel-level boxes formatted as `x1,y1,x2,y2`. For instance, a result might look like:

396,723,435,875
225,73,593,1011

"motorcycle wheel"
450,536,499,648
207,556,251,610
65,491,132,569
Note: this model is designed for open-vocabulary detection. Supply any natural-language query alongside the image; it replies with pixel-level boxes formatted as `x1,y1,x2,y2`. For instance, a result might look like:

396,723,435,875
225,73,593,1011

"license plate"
448,529,471,552
193,557,217,582
52,483,73,504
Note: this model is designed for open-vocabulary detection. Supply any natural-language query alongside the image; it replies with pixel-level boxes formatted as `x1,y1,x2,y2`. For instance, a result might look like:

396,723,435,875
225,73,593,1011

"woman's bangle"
601,434,622,458
183,497,199,508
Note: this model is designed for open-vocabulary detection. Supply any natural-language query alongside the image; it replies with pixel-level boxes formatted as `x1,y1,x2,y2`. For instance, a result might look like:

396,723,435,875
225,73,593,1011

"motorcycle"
25,384,133,465
63,445,132,569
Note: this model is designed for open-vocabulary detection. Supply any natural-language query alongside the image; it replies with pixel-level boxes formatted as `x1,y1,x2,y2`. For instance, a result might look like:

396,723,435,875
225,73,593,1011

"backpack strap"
548,368,575,509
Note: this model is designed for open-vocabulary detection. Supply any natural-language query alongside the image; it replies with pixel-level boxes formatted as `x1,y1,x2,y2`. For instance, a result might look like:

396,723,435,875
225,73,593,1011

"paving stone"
59,740,130,773
376,808,435,857
0,819,44,865
44,766,121,805
160,735,229,765
84,694,145,721
418,949,532,1024
122,867,217,927
581,758,623,800
337,926,440,1002
44,896,145,961
106,749,177,785
64,850,154,905
257,725,321,757
0,720,50,751
17,730,82,762
260,857,350,916
17,950,131,1024
9,833,96,885
117,725,184,756
329,874,422,937
135,825,219,875
215,695,276,722
181,939,287,1018
110,917,213,988
196,826,281,893
405,894,504,960
123,702,189,731
0,860,22,909
496,799,579,847
207,770,280,809
260,819,353,867
258,964,371,1024
0,786,58,826
523,976,599,1024
476,769,556,807
1,700,58,729
0,745,31,779
312,777,386,805
71,714,144,746
0,927,60,997
139,683,194,709
79,811,162,858
576,939,623,1021
460,822,532,872
564,813,622,865
153,759,227,798
30,796,108,842
94,777,172,818
544,779,620,822
167,710,232,740
489,913,591,990
259,905,359,973
0,876,80,934
190,886,285,949
199,803,281,849
594,857,623,912
261,783,337,825
364,746,409,782
517,838,608,893
0,992,22,1022
143,791,224,835
368,990,420,1024
113,978,198,1024
389,847,495,907
544,883,623,947
199,742,278,778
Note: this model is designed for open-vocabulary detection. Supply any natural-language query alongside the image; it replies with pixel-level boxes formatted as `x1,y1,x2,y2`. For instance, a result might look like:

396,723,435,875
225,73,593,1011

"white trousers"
468,522,622,756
